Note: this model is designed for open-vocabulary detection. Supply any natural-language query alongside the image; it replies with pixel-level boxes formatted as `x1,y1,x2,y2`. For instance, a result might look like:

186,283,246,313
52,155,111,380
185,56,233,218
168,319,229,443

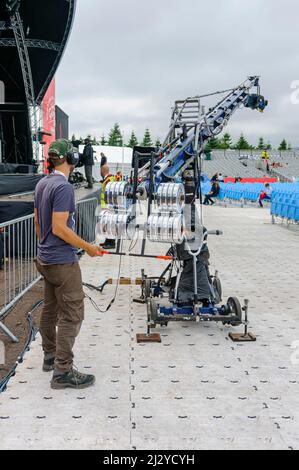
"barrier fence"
0,197,98,341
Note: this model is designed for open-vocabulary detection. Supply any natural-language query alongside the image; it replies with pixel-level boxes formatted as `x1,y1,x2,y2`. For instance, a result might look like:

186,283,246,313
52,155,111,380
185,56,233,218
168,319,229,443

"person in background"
115,171,123,182
261,149,269,160
34,139,105,390
211,172,219,182
100,152,107,169
258,183,273,207
82,137,94,189
203,181,220,205
100,164,116,250
218,173,224,182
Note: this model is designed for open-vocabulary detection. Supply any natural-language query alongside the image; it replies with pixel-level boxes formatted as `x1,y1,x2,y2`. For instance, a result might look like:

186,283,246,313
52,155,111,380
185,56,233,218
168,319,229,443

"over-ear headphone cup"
66,151,79,166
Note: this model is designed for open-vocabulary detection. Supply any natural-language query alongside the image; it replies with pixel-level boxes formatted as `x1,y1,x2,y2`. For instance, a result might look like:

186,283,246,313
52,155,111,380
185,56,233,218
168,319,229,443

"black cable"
128,231,139,252
0,299,43,394
83,238,124,313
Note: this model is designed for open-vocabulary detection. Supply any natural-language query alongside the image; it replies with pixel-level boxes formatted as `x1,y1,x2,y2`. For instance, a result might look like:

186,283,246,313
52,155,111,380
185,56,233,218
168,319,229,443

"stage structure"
0,0,76,166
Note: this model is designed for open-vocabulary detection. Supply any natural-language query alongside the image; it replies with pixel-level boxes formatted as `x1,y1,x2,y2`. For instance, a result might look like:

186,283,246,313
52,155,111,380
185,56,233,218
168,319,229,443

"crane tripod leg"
229,299,256,342
136,299,161,344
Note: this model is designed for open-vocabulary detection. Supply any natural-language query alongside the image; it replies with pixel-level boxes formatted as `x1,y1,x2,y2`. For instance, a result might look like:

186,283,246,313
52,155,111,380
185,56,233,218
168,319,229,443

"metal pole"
0,321,18,343
122,132,125,180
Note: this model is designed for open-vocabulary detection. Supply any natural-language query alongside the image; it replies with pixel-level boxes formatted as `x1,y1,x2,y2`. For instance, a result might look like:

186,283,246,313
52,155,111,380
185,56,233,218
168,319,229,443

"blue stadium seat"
270,183,299,221
200,182,299,222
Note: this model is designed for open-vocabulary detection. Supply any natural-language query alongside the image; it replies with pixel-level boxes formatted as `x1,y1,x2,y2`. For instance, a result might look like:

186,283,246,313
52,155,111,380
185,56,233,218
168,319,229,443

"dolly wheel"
226,297,242,326
149,299,158,322
149,300,168,327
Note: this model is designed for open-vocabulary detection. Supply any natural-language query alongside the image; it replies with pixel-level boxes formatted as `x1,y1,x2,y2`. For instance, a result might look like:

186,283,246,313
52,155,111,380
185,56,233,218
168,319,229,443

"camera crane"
97,76,268,341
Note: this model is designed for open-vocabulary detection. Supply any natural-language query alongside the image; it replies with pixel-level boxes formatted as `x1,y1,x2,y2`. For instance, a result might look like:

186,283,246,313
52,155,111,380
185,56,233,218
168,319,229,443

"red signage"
42,79,56,173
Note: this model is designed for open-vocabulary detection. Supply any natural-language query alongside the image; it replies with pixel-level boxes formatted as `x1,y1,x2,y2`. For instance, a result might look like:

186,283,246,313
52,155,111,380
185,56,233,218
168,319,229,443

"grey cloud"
56,0,299,146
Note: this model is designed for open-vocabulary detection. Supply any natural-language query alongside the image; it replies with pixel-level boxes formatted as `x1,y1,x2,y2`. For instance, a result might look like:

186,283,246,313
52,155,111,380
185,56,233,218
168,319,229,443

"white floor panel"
0,206,298,450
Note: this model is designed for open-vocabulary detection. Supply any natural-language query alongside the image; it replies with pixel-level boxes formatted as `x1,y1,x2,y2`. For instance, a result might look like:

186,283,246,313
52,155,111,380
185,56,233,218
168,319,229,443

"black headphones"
60,139,79,166
66,146,79,166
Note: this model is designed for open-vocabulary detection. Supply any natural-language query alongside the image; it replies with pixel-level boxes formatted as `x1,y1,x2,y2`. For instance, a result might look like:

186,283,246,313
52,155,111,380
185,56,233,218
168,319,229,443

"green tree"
100,134,106,146
278,139,287,151
234,133,250,150
108,123,123,147
127,130,139,148
205,136,222,151
257,137,265,150
155,138,162,148
142,128,153,147
220,132,233,150
91,136,98,145
266,141,272,150
71,133,76,142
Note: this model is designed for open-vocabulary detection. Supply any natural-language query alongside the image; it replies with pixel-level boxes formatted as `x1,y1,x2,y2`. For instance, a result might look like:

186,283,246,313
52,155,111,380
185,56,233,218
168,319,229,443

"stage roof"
0,0,76,104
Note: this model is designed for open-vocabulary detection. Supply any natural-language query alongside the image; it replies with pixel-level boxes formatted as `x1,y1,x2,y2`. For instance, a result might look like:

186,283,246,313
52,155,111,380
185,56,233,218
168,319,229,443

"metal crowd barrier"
75,197,98,244
0,197,99,341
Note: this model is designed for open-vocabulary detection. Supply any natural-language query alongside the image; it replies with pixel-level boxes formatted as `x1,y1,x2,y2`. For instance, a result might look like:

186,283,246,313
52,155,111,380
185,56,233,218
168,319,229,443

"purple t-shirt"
34,174,77,265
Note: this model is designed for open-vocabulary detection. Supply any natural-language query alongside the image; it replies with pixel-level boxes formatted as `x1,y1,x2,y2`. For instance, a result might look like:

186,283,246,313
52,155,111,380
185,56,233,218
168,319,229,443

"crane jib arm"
154,76,268,180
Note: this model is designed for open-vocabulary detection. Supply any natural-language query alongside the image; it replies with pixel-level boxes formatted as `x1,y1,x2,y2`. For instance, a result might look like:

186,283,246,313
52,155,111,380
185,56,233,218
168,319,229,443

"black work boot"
43,353,55,372
50,368,96,390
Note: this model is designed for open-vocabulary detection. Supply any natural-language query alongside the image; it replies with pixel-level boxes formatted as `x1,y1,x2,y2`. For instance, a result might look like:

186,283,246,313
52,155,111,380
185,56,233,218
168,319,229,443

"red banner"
224,177,277,183
42,79,56,173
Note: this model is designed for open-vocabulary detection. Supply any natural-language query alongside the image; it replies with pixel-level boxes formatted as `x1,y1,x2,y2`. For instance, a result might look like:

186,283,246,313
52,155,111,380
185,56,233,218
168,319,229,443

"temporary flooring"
0,206,298,450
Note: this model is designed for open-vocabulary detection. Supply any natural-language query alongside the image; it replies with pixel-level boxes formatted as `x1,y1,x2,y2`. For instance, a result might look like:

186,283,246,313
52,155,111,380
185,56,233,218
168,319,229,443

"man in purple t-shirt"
34,139,104,390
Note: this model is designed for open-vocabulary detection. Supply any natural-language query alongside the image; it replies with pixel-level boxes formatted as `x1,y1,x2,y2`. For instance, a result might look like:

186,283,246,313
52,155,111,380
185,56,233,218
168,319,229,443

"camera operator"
34,139,105,390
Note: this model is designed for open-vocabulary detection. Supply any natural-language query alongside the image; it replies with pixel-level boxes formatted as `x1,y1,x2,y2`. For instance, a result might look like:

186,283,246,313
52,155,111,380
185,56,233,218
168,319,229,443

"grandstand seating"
102,150,299,181
204,153,265,178
201,182,271,202
271,183,299,222
205,150,299,181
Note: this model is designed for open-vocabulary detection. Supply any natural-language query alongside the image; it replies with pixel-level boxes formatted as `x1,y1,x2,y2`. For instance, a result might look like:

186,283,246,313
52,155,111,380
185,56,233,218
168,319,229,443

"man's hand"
85,244,105,257
52,212,106,256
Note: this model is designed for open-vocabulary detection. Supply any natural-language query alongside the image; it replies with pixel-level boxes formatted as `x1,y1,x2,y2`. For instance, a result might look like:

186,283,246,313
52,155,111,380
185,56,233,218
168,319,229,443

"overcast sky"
56,0,299,147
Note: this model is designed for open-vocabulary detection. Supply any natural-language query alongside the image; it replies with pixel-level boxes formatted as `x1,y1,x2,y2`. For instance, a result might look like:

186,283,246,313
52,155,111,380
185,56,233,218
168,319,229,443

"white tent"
78,145,133,181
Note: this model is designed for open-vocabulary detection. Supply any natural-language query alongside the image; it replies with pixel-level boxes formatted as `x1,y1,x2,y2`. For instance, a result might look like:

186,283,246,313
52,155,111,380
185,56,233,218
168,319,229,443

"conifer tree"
127,131,139,148
278,139,287,151
257,137,265,150
142,128,153,147
234,133,250,150
220,133,233,150
108,123,123,147
205,136,221,151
